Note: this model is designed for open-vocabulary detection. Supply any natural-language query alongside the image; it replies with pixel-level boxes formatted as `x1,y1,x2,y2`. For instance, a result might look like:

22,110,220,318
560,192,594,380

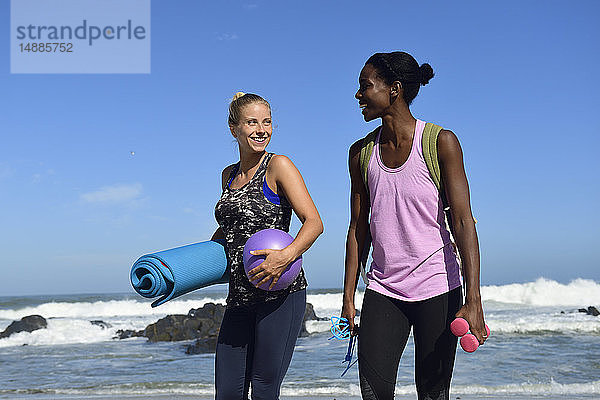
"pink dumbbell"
450,318,490,353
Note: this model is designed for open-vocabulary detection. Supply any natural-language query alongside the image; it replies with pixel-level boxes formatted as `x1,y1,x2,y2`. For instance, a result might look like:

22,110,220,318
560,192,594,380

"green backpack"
357,122,456,282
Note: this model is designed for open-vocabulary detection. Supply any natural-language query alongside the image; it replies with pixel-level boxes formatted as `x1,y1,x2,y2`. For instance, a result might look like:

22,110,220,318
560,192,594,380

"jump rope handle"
330,316,359,377
450,317,490,353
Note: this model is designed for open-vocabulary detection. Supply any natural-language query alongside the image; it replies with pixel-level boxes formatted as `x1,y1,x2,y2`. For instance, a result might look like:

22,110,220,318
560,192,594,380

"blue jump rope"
329,316,358,377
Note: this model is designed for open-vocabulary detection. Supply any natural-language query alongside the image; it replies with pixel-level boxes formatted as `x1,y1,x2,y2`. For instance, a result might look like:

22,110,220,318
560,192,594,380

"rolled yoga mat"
130,240,229,307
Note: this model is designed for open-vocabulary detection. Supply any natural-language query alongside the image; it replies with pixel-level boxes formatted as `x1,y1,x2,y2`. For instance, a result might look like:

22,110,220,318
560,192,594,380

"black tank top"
215,153,308,307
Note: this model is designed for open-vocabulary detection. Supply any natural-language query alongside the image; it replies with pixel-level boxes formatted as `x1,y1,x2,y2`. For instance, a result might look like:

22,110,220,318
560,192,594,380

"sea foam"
0,296,227,321
0,318,117,348
1,278,599,348
2,278,597,321
481,278,600,306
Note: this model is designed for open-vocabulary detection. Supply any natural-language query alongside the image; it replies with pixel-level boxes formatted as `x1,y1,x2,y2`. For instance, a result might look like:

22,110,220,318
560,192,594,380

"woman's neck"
380,105,417,146
238,150,266,175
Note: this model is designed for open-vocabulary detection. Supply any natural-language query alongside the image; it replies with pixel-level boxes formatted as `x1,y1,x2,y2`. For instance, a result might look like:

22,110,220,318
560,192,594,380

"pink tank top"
366,119,461,301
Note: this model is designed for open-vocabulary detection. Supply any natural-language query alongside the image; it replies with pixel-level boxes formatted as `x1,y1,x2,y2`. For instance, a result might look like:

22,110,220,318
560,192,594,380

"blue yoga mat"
130,240,229,307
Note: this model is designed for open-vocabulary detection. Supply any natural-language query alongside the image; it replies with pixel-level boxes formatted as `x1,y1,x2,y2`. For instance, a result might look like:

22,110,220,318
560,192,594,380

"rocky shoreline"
0,302,327,354
4,304,599,353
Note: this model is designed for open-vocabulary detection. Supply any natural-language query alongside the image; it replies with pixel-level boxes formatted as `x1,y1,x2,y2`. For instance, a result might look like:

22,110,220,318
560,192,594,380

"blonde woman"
212,92,323,399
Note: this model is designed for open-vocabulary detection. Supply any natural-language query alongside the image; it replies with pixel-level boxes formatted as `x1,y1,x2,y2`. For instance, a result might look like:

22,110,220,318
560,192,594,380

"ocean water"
1,278,599,399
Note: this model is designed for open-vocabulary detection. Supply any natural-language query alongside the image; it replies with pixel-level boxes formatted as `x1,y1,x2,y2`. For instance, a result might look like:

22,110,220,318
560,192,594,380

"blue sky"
1,1,599,296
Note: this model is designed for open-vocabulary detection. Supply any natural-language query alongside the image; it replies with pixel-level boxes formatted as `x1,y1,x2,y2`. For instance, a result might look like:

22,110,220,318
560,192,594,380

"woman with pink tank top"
341,52,486,400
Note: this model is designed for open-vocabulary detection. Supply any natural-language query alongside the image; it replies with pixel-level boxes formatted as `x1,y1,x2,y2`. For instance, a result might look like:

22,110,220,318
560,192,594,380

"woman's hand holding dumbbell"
451,317,491,353
454,300,487,345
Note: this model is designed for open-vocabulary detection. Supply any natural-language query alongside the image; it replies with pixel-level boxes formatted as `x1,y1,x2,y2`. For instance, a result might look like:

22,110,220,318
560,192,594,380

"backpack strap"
421,122,444,193
422,122,453,213
359,127,380,196
422,123,458,239
422,123,477,223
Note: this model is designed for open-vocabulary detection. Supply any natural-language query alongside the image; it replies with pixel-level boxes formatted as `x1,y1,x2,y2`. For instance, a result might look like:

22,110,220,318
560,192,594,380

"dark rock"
577,306,600,316
0,315,47,339
144,302,225,342
304,303,328,322
299,302,327,337
144,314,217,342
185,337,218,354
114,329,144,340
90,320,112,329
141,301,326,346
188,302,226,321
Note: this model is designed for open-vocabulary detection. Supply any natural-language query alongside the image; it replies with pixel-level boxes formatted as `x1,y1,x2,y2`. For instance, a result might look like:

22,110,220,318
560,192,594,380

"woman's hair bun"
232,92,246,102
419,64,434,86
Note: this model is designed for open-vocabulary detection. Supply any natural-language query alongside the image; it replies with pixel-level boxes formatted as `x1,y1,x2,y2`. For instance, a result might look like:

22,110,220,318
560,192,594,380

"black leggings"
215,289,306,400
358,287,462,400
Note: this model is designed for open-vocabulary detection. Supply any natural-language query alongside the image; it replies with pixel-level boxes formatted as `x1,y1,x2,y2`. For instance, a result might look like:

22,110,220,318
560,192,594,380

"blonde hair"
228,92,271,126
232,92,246,101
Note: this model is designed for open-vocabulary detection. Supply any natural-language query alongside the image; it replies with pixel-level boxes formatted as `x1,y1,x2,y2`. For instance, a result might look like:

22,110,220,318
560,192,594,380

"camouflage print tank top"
215,152,308,308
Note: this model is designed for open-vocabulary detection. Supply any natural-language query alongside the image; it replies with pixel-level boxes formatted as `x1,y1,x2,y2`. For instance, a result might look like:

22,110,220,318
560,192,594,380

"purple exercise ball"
243,228,302,291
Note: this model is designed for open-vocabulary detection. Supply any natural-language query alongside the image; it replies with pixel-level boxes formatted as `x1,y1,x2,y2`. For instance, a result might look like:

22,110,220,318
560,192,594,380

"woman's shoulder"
437,128,458,144
267,153,295,171
221,163,238,177
220,163,238,189
349,139,363,158
266,154,302,184
436,129,462,162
